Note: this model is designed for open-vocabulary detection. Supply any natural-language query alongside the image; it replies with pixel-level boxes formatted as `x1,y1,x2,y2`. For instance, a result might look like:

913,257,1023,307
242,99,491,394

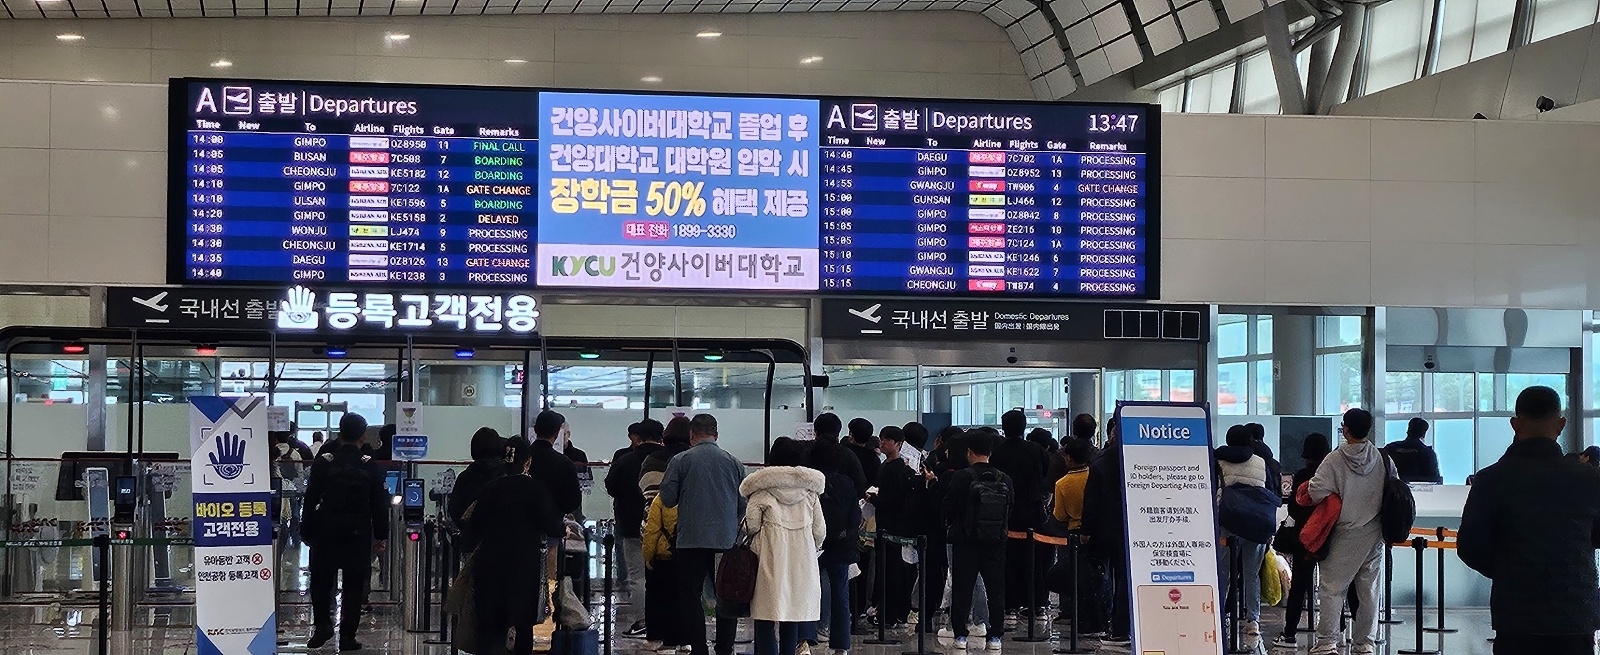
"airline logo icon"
969,236,1004,249
969,208,1005,221
968,265,1005,277
968,165,1005,178
969,223,1005,235
969,180,1006,193
969,151,1005,165
851,104,879,131
968,251,1006,263
969,279,1004,292
969,195,1005,206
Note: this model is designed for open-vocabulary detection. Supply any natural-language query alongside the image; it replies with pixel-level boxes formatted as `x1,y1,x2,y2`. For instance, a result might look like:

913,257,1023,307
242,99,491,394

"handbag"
445,553,479,652
1272,522,1303,557
715,534,759,605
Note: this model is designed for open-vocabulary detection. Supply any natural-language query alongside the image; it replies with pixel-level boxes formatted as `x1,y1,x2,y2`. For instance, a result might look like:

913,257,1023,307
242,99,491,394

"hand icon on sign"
277,285,318,331
208,432,248,481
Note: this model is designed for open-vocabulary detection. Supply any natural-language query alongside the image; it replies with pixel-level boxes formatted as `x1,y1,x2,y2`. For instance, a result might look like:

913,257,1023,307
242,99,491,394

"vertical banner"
1116,402,1222,655
190,396,277,655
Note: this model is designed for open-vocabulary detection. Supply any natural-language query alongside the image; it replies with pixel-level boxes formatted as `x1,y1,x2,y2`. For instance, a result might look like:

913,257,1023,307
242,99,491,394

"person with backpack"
1459,386,1600,655
1273,432,1333,649
941,432,1013,651
470,437,567,655
448,427,507,554
606,419,666,638
1304,408,1391,655
641,483,686,654
743,439,829,655
1214,424,1279,649
302,413,391,651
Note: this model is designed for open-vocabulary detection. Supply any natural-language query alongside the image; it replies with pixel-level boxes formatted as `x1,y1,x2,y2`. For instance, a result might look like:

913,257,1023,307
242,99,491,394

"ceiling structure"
1,0,1283,98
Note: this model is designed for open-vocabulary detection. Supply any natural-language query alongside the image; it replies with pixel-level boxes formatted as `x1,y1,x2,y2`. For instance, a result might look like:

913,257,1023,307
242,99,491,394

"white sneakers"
953,637,969,650
985,638,1003,651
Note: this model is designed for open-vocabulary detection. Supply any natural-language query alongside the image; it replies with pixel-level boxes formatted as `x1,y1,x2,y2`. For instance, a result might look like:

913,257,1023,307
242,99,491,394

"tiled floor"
0,602,1508,655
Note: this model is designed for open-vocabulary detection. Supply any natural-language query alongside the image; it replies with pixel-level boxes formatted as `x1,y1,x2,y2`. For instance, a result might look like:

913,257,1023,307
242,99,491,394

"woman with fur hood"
741,440,829,655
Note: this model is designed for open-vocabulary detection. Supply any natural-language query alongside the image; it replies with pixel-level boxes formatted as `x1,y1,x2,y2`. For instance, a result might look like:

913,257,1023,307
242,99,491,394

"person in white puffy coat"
741,443,828,655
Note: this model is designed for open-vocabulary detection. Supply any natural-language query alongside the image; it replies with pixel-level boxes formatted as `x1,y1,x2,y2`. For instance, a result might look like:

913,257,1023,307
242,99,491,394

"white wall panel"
1370,119,1475,181
1263,117,1371,180
1262,179,1372,242
1164,113,1267,178
1259,240,1373,305
1369,181,1477,243
1161,177,1266,240
1369,241,1479,307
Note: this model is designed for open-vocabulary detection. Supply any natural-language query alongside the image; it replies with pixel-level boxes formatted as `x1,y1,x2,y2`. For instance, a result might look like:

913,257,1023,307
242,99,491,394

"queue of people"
292,384,1600,655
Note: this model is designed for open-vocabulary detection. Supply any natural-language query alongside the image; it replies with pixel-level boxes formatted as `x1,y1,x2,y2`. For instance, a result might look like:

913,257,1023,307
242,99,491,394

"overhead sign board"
818,298,1205,341
106,285,539,336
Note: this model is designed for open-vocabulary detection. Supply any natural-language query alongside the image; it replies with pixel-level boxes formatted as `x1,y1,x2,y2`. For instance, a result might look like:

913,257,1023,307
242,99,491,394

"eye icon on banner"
278,286,319,330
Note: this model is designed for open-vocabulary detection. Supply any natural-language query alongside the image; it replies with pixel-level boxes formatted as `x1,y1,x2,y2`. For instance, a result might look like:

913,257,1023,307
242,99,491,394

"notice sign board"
1115,401,1222,655
189,396,277,655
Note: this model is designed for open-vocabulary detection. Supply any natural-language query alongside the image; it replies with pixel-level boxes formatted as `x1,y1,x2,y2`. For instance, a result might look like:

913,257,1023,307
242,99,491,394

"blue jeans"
755,621,801,655
802,563,852,651
1218,532,1267,623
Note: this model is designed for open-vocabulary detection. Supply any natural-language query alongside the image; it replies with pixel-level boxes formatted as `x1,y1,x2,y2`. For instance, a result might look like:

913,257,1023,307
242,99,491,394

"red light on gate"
62,342,86,354
196,344,218,356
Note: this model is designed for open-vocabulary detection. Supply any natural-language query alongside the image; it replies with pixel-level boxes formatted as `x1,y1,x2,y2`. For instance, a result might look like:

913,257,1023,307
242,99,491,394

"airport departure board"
170,79,1158,299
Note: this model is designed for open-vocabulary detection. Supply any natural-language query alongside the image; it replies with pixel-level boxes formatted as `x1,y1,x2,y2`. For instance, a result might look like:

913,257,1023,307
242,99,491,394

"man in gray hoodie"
1305,408,1390,655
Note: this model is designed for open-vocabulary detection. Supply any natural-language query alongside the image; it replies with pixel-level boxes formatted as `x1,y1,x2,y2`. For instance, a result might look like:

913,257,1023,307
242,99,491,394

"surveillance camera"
1423,352,1437,370
1006,355,1019,364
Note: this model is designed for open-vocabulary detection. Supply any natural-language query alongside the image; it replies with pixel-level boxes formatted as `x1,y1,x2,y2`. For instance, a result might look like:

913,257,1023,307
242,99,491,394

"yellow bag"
1260,551,1284,606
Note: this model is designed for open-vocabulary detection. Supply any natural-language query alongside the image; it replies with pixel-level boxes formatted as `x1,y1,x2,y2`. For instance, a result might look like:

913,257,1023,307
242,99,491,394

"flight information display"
817,98,1152,296
172,80,540,286
170,79,1157,299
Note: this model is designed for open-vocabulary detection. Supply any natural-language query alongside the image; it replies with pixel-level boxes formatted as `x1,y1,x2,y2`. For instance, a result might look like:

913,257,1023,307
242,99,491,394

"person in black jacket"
1246,422,1283,495
940,432,1014,649
302,413,391,651
1273,433,1332,648
606,419,665,637
448,427,507,553
472,437,567,655
805,413,869,629
1384,418,1443,484
846,418,882,490
990,409,1049,618
530,410,584,516
1459,386,1600,655
873,426,920,628
1080,420,1129,646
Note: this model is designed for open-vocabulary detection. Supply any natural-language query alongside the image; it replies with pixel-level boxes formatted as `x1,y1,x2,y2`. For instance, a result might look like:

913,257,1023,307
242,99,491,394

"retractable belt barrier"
863,527,902,646
1395,527,1458,655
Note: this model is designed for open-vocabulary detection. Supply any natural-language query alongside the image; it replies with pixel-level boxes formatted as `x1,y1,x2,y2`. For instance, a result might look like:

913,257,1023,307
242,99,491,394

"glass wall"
1216,313,1274,415
1316,315,1365,414
1384,370,1568,483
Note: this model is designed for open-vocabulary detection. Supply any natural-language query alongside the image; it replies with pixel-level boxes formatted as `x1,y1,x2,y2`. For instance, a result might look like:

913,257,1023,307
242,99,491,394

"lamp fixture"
702,349,725,362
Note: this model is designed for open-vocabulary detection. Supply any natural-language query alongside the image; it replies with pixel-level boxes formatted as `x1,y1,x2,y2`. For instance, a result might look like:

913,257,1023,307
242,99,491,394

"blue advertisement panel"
536,91,821,291
1114,402,1223,655
190,397,277,655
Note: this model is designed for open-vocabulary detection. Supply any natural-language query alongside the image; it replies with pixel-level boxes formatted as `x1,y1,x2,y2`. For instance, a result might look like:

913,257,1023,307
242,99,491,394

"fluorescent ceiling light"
640,75,663,83
385,32,411,41
210,59,233,68
56,33,84,41
696,30,723,38
799,55,824,65
504,58,528,64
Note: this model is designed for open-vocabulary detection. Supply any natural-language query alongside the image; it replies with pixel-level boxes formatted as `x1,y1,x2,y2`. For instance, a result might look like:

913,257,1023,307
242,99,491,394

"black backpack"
1378,453,1416,544
316,453,376,539
819,472,862,553
959,469,1011,545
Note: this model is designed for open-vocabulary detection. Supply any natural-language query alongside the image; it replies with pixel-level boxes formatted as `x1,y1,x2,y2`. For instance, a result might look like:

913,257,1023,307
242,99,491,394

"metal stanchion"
95,535,110,655
1421,528,1457,634
426,534,453,646
603,534,615,655
420,522,435,633
1015,530,1049,643
901,536,935,655
863,529,901,645
1397,537,1439,655
1054,534,1093,655
1381,544,1403,625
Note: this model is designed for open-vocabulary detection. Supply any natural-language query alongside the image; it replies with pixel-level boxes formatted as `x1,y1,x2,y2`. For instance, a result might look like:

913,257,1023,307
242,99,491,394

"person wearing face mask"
470,437,567,655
